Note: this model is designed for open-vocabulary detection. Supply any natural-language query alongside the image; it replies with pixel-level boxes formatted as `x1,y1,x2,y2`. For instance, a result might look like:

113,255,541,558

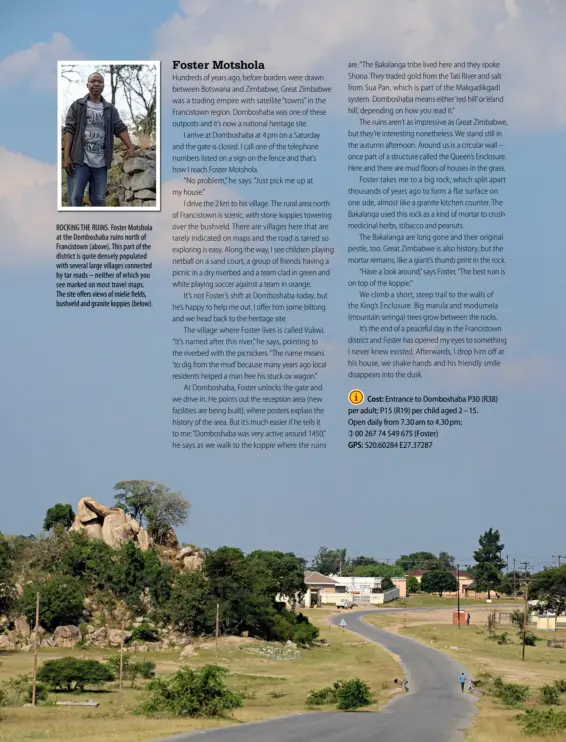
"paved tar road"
148,609,476,742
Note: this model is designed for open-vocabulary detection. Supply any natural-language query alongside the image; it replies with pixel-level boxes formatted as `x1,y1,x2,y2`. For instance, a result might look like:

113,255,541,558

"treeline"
310,530,533,599
310,546,458,578
0,531,317,646
311,530,566,609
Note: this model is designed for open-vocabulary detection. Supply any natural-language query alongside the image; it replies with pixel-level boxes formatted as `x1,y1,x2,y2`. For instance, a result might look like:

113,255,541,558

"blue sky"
0,0,565,571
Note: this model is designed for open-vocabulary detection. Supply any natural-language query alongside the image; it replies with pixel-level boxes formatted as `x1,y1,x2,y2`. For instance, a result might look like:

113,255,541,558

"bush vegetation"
306,680,344,706
0,674,49,706
127,624,160,644
105,656,156,688
37,657,115,692
138,665,243,718
489,676,529,707
306,678,373,710
517,708,566,736
539,683,560,705
4,526,318,647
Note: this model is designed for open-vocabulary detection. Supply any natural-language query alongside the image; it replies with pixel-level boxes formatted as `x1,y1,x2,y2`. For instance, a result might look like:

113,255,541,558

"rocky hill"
0,495,314,658
70,497,151,550
0,494,206,653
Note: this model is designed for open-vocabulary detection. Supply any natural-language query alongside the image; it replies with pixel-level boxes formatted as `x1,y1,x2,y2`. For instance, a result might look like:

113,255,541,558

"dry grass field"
0,613,401,742
365,606,566,741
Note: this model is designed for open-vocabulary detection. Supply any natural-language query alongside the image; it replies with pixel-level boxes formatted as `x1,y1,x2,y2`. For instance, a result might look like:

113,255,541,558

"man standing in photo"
62,71,135,207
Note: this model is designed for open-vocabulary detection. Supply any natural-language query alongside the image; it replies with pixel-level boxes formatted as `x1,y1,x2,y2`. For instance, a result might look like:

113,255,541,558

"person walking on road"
459,672,466,692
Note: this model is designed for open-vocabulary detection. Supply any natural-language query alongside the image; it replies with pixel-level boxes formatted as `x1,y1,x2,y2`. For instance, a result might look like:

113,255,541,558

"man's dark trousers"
67,164,108,206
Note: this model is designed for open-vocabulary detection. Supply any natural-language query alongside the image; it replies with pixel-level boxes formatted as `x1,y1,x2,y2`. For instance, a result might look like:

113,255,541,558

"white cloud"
154,0,566,129
503,0,521,20
0,33,82,92
0,147,55,266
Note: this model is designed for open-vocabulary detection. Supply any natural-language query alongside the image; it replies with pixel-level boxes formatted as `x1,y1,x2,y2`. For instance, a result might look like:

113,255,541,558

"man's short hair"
88,72,105,82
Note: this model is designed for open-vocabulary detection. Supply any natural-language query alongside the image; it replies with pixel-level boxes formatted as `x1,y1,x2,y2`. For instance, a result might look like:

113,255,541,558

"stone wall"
107,145,157,207
61,143,157,207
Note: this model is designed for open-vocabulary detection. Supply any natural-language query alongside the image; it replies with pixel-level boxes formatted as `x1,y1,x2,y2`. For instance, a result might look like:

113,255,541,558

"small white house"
323,575,400,606
276,571,400,608
329,576,384,593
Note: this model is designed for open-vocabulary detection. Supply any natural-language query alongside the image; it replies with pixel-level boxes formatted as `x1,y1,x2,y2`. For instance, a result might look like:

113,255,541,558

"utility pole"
513,558,516,598
457,564,461,629
119,620,125,703
215,603,220,659
31,592,40,706
521,562,529,603
521,579,529,662
553,555,562,568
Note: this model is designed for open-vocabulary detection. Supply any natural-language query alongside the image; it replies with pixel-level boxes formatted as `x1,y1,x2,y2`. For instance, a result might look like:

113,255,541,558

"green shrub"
554,679,566,693
517,708,566,736
509,609,530,629
43,504,75,532
488,632,510,645
519,630,538,646
0,675,49,706
21,576,85,633
306,681,344,706
134,660,156,680
106,656,156,688
25,682,49,703
406,576,420,594
139,665,243,718
292,622,319,647
37,657,115,692
306,678,373,710
60,532,115,591
490,676,529,707
336,678,373,710
128,624,160,644
540,684,560,705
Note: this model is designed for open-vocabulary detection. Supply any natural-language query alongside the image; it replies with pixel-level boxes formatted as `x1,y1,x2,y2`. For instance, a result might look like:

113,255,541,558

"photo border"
57,60,161,212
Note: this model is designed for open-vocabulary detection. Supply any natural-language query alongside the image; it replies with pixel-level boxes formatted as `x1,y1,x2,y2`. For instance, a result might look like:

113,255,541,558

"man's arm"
118,129,135,157
63,132,74,173
112,109,135,156
62,103,77,174
63,101,78,136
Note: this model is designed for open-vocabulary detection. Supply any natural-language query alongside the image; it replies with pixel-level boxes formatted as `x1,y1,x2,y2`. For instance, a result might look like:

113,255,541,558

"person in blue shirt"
459,672,466,692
